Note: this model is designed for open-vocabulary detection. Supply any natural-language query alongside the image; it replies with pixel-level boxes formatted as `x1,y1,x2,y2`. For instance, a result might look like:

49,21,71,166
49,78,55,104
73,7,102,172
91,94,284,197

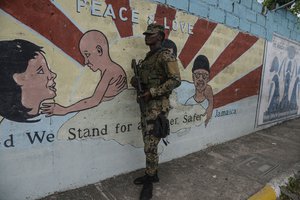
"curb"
248,184,277,200
248,162,300,200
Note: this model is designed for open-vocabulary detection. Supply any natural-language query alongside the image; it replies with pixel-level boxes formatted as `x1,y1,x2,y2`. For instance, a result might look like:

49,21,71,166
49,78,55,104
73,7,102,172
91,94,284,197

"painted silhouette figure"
290,75,299,111
289,46,299,111
264,56,280,116
0,39,57,122
185,55,213,127
41,30,127,116
278,46,297,112
279,60,292,112
264,45,299,122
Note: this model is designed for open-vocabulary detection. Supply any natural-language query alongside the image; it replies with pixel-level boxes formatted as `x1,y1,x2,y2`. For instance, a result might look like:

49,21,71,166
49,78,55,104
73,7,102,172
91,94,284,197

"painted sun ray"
210,32,259,79
184,23,239,81
210,38,264,95
55,0,121,46
154,4,177,39
0,0,84,65
213,66,262,108
167,9,198,81
0,9,99,106
197,24,239,69
178,18,217,69
130,0,157,37
51,0,85,33
105,0,133,38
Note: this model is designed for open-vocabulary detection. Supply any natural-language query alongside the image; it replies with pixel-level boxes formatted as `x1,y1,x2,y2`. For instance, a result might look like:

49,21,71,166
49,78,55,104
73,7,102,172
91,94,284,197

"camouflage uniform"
139,46,181,176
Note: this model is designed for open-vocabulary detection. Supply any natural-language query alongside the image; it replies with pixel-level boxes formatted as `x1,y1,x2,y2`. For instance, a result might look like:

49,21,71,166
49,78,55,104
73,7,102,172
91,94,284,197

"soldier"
131,24,181,199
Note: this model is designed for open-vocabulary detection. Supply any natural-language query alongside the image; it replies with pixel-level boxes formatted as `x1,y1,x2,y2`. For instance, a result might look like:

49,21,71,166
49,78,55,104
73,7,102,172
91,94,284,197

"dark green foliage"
262,0,300,15
279,174,300,200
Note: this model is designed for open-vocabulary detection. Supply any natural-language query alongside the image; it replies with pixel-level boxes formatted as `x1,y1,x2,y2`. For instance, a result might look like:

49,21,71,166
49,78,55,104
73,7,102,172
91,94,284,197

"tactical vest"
139,48,168,92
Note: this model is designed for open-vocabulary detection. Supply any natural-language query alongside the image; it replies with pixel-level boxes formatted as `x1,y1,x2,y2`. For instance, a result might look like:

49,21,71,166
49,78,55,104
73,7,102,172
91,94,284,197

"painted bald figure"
41,30,127,116
79,30,127,101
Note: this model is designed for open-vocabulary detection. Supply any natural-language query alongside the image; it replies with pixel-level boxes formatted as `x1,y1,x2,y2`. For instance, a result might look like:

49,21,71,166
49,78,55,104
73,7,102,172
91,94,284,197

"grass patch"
279,172,300,200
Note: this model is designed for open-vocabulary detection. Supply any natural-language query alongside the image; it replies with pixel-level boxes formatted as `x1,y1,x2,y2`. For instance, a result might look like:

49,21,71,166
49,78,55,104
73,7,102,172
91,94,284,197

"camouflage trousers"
141,99,169,176
143,134,160,176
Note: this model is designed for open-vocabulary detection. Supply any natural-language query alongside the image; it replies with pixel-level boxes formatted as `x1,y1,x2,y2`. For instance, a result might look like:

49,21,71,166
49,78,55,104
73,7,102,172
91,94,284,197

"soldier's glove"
140,90,152,102
130,77,138,89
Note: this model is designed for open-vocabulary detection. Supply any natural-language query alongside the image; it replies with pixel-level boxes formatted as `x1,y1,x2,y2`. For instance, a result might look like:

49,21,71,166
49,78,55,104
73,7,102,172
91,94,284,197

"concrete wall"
0,0,299,199
159,0,300,42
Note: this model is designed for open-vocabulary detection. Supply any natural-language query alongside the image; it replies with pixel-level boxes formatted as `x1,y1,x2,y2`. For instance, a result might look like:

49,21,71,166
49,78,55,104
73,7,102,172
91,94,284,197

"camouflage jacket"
139,47,181,99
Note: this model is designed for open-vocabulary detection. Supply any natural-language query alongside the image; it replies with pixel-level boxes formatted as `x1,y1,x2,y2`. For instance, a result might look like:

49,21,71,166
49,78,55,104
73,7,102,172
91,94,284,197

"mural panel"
257,34,300,126
0,0,263,149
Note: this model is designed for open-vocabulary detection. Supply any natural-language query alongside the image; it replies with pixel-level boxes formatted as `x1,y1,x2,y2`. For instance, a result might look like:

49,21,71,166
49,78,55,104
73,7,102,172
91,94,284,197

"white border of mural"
257,34,300,126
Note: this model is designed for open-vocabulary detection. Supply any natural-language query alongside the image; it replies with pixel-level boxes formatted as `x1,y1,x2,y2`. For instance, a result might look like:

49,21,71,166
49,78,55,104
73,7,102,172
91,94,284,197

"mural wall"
257,34,300,125
0,0,299,199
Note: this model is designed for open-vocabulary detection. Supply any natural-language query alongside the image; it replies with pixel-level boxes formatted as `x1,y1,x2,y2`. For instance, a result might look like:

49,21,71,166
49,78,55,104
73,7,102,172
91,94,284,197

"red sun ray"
0,0,84,64
154,5,176,39
213,66,262,109
178,19,217,69
210,33,258,79
105,0,133,38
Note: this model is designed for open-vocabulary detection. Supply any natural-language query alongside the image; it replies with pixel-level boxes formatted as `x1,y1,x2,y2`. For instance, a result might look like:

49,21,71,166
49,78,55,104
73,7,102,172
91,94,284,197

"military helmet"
143,23,165,35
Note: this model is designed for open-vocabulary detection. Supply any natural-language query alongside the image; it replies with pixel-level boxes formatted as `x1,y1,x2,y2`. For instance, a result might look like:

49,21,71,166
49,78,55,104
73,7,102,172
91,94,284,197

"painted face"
80,47,101,72
192,68,209,92
80,39,103,72
13,52,57,114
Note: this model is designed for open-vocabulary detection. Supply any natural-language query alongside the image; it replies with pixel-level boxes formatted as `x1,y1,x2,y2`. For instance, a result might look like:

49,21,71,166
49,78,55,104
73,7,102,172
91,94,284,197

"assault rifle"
131,59,146,114
132,59,169,146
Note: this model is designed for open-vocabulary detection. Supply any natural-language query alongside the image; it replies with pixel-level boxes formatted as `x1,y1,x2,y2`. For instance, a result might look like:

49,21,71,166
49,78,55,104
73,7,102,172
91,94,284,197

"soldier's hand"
130,77,138,89
140,90,152,102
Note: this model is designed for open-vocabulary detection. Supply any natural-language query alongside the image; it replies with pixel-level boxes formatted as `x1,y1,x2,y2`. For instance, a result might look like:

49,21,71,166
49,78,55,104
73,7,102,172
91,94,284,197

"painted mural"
257,34,300,126
0,39,57,122
0,0,264,149
41,30,127,116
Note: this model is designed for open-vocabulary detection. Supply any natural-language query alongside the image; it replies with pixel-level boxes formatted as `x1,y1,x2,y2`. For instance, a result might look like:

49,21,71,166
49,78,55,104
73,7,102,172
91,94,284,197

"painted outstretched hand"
40,103,68,117
204,108,213,127
204,115,211,127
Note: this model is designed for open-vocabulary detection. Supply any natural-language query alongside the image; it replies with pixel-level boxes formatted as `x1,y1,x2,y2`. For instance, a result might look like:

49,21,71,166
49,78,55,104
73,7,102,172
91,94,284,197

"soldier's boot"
139,181,153,200
134,173,159,185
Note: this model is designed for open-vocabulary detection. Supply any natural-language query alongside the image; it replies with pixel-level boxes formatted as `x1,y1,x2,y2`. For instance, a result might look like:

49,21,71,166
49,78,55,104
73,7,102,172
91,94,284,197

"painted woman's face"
13,52,57,115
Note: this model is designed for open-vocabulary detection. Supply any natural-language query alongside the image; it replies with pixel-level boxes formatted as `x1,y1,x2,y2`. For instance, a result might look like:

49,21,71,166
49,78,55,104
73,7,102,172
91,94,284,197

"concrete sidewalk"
41,118,300,200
